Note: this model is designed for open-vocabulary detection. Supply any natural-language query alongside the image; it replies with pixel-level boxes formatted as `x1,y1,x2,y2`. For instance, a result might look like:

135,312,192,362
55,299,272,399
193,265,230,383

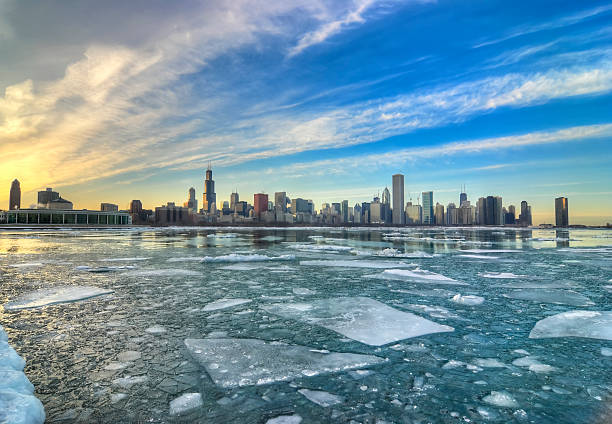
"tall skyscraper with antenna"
9,179,21,210
460,184,467,206
203,164,216,213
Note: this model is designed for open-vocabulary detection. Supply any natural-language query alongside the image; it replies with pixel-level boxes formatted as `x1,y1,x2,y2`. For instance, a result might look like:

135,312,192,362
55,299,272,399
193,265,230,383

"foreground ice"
0,326,45,424
503,289,594,306
3,286,113,311
379,269,466,285
202,298,252,312
529,311,612,341
262,297,453,346
168,254,294,263
300,260,412,269
479,272,524,279
266,415,302,424
184,338,385,388
298,389,343,407
483,391,519,408
169,393,203,416
451,294,485,305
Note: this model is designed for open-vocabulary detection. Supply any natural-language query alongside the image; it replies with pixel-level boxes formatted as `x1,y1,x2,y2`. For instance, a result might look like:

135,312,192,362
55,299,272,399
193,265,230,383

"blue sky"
0,0,610,224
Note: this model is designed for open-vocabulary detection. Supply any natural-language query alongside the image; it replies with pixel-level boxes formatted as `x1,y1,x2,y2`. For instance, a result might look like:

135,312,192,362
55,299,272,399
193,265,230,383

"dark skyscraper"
203,165,216,213
9,179,20,210
422,191,434,225
555,197,569,227
392,174,405,225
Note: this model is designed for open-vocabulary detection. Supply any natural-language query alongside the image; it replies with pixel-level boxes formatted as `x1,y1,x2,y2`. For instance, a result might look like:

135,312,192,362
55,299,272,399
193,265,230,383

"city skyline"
1,1,611,224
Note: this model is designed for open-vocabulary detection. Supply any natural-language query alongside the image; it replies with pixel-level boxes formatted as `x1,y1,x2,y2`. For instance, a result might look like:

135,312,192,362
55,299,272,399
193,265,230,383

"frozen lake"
0,227,610,423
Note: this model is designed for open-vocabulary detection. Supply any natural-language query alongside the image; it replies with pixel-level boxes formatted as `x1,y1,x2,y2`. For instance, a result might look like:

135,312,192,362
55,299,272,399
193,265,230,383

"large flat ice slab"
168,254,294,263
379,269,466,285
184,337,385,388
529,311,612,341
262,297,454,346
299,259,413,269
504,289,594,306
3,286,113,311
202,298,252,312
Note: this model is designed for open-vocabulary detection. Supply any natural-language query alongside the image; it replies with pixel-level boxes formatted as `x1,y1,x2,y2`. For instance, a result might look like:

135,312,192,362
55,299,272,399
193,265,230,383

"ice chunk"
483,391,519,408
376,249,434,258
9,262,43,268
473,358,506,368
3,286,113,311
479,272,524,279
266,415,302,424
262,297,453,346
459,254,499,260
0,342,25,371
503,289,594,306
288,244,353,252
117,351,141,362
602,347,612,356
207,233,239,238
145,325,166,334
0,370,34,393
104,362,130,371
202,298,252,312
380,268,466,285
110,393,127,404
112,375,148,388
124,269,203,277
529,311,612,341
462,249,519,253
169,393,203,416
451,294,484,305
0,392,45,424
512,356,556,373
293,288,316,295
300,260,412,269
100,257,149,262
184,338,385,388
298,389,343,407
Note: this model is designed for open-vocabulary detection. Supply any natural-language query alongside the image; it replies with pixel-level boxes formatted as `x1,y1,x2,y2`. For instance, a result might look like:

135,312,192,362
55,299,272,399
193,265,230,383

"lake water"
0,227,610,423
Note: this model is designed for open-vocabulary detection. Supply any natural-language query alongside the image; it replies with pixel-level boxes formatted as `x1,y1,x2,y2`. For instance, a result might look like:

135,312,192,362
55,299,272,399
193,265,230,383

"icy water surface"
0,227,610,423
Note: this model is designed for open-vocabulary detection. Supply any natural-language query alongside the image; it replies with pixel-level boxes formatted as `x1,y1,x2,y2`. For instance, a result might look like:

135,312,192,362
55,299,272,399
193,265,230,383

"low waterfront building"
4,209,131,225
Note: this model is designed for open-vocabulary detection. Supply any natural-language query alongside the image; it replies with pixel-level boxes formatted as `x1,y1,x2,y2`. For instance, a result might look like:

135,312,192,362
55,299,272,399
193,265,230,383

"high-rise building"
353,203,362,224
101,203,118,212
341,200,349,222
184,187,198,212
130,200,143,214
446,203,457,225
274,192,287,213
361,202,370,224
254,193,268,217
519,200,532,226
37,188,73,210
405,202,422,224
203,166,216,213
460,191,467,207
555,197,569,227
230,192,239,210
392,174,405,225
422,191,434,225
434,203,445,226
9,179,20,210
370,198,383,224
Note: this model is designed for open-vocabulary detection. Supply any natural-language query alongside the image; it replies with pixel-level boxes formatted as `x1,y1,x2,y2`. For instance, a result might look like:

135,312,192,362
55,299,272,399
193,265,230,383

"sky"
0,0,611,225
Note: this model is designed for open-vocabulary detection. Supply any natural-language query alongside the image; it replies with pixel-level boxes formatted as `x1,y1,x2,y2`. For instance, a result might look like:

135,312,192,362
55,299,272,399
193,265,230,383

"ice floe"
473,358,506,368
376,248,434,258
300,259,412,269
184,337,385,388
451,294,485,305
168,254,295,263
601,347,612,356
293,288,316,295
0,326,45,424
112,376,148,388
461,249,519,253
287,244,353,252
503,289,594,306
202,298,252,312
479,272,524,279
459,254,500,260
512,356,556,373
145,325,166,334
262,297,453,346
529,311,612,341
379,268,466,285
206,233,239,238
298,389,343,407
266,415,302,424
3,286,113,311
482,391,519,408
169,393,203,415
124,269,203,277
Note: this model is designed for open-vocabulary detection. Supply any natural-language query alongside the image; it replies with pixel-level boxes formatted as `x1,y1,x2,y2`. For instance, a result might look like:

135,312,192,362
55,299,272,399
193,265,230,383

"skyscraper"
555,197,569,227
254,193,268,217
184,187,198,212
434,203,445,226
230,192,239,210
519,201,532,226
203,166,216,213
422,191,434,225
392,174,405,225
341,200,349,222
274,192,287,213
459,190,467,207
9,179,20,210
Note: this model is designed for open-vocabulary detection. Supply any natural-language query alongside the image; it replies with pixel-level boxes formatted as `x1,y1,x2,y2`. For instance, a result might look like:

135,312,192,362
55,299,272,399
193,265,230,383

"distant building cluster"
1,172,573,227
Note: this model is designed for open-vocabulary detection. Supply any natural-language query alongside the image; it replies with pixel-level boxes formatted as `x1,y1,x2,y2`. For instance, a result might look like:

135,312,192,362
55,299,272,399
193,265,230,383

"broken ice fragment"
451,294,484,305
169,393,203,416
529,311,612,341
503,289,593,306
202,298,251,312
379,269,466,285
483,391,519,408
4,286,113,311
184,338,385,388
262,297,453,346
298,389,343,407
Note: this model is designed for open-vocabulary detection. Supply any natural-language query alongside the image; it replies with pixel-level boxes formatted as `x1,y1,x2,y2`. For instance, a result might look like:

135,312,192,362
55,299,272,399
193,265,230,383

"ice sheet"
298,389,343,407
503,289,594,306
184,337,385,388
202,298,252,312
262,297,453,346
479,272,524,279
124,269,203,277
266,415,302,424
0,370,34,393
3,286,113,311
0,342,26,371
380,269,466,285
482,391,519,408
376,249,434,258
300,259,413,269
288,244,353,252
169,393,202,415
529,311,612,341
168,254,294,263
0,392,45,424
